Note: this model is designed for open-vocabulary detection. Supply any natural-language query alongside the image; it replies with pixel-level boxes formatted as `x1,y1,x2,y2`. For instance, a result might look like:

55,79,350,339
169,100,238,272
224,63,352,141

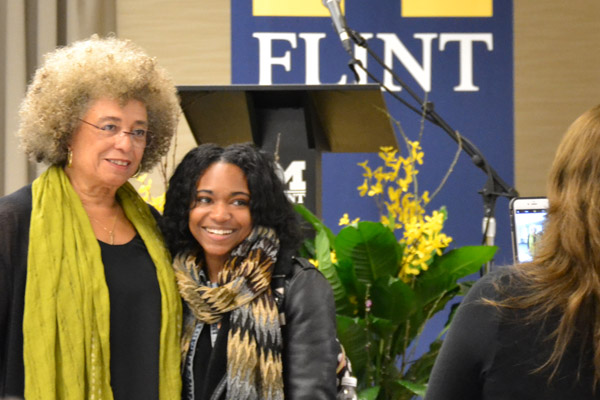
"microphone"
322,0,352,54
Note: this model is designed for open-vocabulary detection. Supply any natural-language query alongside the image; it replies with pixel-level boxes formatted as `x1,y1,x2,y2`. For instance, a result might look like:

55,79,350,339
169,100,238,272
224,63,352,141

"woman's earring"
67,148,73,167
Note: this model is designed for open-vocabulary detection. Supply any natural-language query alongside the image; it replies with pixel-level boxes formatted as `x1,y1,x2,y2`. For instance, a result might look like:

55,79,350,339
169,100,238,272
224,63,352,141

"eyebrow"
97,116,148,126
196,189,250,197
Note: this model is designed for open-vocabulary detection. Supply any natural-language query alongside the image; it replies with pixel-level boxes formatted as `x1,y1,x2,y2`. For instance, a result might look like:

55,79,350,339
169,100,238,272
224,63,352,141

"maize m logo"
283,161,307,204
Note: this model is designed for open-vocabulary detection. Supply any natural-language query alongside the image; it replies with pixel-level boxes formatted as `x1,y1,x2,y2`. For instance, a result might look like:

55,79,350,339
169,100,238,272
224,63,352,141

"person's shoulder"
0,185,32,264
291,256,317,273
461,265,517,306
273,255,313,277
485,265,522,290
272,256,329,296
276,256,335,323
288,256,325,282
0,185,32,216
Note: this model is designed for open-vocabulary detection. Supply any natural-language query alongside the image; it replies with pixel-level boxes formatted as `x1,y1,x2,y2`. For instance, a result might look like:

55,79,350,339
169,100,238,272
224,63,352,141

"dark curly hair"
160,143,303,263
18,35,179,171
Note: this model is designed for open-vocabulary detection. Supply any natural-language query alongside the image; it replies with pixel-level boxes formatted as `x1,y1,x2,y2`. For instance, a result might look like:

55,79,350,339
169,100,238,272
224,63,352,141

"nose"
210,202,231,222
113,131,134,151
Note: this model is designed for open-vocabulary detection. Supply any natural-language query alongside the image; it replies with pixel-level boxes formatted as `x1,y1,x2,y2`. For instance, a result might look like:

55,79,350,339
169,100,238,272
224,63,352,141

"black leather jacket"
181,257,338,399
279,258,338,399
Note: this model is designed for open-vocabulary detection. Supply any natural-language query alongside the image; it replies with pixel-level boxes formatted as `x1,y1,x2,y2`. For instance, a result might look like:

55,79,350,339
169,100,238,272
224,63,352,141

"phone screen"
510,198,548,263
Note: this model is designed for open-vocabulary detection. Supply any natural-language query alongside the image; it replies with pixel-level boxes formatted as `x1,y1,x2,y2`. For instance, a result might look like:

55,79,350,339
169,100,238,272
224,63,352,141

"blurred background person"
160,143,338,399
0,35,182,399
425,104,600,399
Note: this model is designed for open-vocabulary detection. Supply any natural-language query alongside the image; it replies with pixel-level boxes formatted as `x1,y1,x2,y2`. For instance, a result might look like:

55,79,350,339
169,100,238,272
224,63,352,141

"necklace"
89,213,119,245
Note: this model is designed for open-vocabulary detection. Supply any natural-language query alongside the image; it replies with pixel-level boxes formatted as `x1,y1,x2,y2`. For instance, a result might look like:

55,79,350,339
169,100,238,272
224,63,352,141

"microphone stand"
343,28,519,274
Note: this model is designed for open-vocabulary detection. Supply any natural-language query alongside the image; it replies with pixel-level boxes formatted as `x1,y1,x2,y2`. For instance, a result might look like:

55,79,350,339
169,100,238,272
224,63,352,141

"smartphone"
509,197,549,264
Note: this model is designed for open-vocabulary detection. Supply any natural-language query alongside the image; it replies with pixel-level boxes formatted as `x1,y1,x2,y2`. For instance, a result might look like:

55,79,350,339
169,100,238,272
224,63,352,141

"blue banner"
231,0,514,265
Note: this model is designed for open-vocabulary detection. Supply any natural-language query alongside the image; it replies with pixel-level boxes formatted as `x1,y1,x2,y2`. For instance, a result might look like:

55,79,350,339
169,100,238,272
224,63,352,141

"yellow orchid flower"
351,145,453,280
357,179,369,197
358,160,373,179
339,213,350,226
149,193,166,214
368,182,383,196
135,173,149,183
330,251,338,264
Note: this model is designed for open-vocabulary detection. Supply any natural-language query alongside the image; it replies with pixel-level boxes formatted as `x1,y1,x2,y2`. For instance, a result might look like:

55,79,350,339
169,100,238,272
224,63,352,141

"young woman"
426,105,600,399
160,143,338,400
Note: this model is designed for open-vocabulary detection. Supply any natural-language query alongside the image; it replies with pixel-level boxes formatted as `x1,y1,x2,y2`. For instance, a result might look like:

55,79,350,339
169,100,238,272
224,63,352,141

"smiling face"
188,162,253,272
67,97,147,193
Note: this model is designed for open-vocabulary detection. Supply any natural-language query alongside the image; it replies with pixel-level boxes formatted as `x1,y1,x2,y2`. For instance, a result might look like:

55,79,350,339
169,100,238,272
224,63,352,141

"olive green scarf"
23,166,182,399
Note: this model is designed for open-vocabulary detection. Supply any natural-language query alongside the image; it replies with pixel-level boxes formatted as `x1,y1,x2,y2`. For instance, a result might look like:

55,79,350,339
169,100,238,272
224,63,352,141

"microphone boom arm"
344,28,519,272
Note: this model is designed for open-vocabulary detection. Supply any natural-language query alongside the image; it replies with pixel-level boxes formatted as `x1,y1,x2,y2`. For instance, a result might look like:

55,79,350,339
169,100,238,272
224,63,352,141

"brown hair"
18,34,180,171
503,104,600,384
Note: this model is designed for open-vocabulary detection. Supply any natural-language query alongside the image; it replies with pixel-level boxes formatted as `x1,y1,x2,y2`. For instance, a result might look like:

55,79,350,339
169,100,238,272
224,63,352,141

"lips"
204,227,234,236
107,159,131,167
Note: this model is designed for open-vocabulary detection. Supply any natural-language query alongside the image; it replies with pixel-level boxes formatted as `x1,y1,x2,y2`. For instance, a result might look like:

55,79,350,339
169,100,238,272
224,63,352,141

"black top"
192,314,229,399
180,258,339,400
0,186,31,397
99,235,161,400
425,267,599,400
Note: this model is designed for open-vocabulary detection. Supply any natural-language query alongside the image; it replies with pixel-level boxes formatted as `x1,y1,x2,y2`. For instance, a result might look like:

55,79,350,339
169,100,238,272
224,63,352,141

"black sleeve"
0,185,32,397
0,198,11,394
282,265,338,400
424,270,502,400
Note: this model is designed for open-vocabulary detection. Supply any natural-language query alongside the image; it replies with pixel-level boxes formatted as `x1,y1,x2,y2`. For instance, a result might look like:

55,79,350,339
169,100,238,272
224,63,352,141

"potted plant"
296,143,496,399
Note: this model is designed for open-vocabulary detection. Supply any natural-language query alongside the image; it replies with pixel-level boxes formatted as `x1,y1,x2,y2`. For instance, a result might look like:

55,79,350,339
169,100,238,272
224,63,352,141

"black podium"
177,84,397,216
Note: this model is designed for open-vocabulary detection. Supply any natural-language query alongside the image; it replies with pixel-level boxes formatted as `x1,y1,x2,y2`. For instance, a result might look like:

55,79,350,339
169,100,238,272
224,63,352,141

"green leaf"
358,386,380,400
421,286,460,326
297,237,316,259
315,229,353,314
457,280,475,296
438,300,462,338
336,258,363,317
335,222,399,285
415,245,496,306
371,277,416,322
405,308,437,349
294,204,336,244
396,380,427,398
370,315,398,339
403,338,443,384
337,315,369,375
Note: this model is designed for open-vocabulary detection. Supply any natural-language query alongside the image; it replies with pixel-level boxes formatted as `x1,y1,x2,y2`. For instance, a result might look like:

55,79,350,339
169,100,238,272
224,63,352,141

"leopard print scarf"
173,226,284,400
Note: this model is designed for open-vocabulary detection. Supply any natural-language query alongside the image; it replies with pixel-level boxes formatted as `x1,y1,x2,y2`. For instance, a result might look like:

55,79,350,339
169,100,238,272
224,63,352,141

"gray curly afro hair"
18,34,180,171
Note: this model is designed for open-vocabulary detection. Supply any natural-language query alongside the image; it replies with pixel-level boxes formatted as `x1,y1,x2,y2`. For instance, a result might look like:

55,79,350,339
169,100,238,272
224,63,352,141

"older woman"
0,36,181,399
160,143,338,400
425,105,600,399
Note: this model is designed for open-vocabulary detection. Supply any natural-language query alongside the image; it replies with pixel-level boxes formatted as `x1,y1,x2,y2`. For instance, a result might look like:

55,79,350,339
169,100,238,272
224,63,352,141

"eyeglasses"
78,119,151,148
